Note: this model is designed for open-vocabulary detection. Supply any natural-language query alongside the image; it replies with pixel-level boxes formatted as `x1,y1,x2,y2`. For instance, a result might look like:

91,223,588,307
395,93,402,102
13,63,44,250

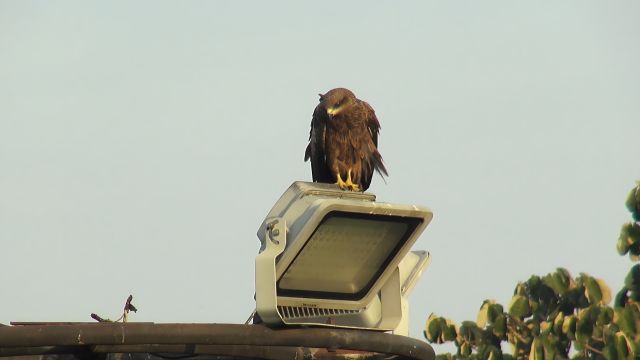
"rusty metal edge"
97,344,306,360
0,345,395,360
0,346,91,357
0,323,434,360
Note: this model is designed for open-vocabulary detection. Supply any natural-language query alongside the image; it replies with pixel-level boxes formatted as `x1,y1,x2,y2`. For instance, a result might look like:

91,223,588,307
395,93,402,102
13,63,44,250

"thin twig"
245,309,256,325
91,295,137,323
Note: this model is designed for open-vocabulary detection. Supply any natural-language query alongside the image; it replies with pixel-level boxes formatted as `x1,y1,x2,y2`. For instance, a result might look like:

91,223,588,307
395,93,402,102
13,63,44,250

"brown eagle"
304,88,388,192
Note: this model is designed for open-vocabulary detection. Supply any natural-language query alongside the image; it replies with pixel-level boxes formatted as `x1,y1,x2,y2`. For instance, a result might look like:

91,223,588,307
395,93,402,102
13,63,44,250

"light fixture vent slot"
277,306,360,319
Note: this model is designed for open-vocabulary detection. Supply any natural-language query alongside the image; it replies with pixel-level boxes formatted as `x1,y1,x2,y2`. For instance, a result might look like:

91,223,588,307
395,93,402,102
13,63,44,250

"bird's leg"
335,172,348,190
344,169,361,192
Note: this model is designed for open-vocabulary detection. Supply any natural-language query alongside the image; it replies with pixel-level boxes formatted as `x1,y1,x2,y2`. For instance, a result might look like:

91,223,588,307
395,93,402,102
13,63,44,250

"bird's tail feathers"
304,144,311,161
373,151,388,181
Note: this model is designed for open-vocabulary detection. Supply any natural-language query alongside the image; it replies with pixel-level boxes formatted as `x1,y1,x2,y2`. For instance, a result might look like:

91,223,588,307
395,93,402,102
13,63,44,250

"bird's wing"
363,101,381,147
305,105,334,183
356,101,387,192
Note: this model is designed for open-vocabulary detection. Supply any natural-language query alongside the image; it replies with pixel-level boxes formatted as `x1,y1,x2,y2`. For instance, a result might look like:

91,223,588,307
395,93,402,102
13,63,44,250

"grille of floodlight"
277,305,361,319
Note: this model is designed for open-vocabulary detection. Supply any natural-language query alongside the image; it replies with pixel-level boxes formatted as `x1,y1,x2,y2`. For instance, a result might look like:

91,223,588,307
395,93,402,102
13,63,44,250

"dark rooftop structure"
0,322,435,360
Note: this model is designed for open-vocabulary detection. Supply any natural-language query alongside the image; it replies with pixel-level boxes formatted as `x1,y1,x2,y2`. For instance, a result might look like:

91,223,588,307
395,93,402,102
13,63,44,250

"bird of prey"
304,88,388,192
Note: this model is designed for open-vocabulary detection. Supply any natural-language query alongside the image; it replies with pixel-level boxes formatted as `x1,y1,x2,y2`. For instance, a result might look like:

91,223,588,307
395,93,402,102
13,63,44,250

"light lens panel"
277,211,422,300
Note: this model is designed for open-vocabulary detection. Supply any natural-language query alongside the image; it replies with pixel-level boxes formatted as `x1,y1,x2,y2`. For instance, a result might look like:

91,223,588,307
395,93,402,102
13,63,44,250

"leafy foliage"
617,182,640,261
425,182,640,359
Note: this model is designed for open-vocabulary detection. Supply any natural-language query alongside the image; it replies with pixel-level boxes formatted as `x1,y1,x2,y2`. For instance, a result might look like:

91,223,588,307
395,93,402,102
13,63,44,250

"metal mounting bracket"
255,217,287,324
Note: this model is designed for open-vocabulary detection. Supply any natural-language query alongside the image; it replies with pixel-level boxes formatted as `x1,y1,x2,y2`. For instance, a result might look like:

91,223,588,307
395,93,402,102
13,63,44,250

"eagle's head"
318,88,356,118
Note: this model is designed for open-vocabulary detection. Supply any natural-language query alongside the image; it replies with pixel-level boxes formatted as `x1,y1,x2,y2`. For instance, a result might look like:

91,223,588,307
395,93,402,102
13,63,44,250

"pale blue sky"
1,1,639,347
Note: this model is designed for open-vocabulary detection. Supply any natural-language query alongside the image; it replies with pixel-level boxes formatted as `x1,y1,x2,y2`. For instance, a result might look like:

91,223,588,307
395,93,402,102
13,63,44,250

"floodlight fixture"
255,182,433,333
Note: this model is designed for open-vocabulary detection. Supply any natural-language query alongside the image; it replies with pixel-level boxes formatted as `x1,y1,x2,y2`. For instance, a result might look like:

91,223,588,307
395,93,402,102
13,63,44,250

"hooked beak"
326,107,339,117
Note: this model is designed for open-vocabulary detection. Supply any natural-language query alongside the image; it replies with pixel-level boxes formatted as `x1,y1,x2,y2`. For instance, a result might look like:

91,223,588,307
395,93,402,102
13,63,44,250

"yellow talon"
335,170,361,191
345,170,361,192
335,173,348,190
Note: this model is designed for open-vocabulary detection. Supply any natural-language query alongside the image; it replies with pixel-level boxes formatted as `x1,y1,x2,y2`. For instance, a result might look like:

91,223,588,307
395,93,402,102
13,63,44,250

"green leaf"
625,183,640,221
539,320,551,335
435,355,452,360
542,268,572,295
508,295,531,318
562,315,576,339
628,332,639,357
624,264,640,291
615,332,630,358
553,312,564,334
477,300,493,328
488,303,504,323
596,278,612,305
602,343,617,360
597,306,614,326
628,224,640,259
526,275,543,294
529,337,544,360
459,341,472,357
485,346,502,360
615,307,638,336
424,313,442,343
492,314,507,338
437,318,449,343
442,320,458,342
618,222,640,260
459,321,480,342
525,318,539,335
618,223,632,256
488,349,499,360
541,336,559,359
583,274,602,304
575,308,595,346
528,299,540,317
566,286,590,309
614,287,629,308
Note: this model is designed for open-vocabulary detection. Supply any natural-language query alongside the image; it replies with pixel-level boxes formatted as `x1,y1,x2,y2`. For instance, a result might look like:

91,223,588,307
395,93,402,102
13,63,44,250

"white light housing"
255,182,433,333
